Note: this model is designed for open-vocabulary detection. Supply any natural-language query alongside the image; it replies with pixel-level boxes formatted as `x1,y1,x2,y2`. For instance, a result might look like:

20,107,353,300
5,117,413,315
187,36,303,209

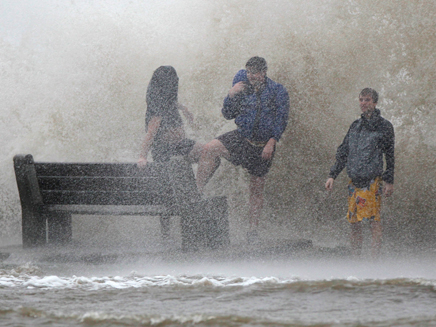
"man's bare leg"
196,139,228,194
350,222,363,256
370,220,382,258
248,175,266,230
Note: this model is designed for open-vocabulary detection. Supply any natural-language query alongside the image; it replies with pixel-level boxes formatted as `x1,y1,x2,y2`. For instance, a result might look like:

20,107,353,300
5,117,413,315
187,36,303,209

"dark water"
2,244,436,327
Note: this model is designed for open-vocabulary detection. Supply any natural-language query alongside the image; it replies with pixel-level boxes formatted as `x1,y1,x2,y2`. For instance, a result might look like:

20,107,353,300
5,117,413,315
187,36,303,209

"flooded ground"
1,220,436,327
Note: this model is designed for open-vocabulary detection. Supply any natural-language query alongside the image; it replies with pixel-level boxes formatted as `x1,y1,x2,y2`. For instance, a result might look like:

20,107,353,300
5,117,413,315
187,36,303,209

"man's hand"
228,81,246,98
383,182,394,197
325,178,334,191
137,157,147,168
262,139,276,160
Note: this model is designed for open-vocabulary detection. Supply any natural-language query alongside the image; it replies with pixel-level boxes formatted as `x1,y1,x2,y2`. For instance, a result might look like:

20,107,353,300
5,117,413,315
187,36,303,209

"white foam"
0,272,297,290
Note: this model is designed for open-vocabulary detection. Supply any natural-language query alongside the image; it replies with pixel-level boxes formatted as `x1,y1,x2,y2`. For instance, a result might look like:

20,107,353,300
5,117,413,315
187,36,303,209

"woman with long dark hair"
138,66,202,166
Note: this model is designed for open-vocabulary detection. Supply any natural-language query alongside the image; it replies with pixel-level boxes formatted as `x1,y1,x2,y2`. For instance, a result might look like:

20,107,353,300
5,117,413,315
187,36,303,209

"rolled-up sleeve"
382,122,395,184
222,95,243,120
329,128,351,179
272,85,290,141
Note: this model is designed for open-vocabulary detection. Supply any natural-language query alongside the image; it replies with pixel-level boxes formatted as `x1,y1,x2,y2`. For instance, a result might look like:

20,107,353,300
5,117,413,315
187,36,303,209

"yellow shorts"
347,177,382,223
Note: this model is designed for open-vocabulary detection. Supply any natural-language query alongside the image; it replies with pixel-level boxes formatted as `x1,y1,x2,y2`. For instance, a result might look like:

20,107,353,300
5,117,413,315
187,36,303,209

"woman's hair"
146,66,179,107
145,66,179,127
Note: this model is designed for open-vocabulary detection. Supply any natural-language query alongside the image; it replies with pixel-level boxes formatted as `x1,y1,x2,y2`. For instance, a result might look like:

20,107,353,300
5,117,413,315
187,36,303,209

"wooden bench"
13,154,229,250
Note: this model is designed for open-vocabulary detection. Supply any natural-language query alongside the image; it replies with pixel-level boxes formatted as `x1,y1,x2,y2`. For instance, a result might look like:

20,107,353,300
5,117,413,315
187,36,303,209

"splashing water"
1,0,435,250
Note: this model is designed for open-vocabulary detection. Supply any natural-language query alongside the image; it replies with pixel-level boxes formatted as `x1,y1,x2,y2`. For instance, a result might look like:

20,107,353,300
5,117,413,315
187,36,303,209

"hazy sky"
1,0,165,44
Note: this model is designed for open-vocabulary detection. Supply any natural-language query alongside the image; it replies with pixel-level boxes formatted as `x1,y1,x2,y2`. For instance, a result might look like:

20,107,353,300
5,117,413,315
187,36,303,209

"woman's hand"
137,156,147,168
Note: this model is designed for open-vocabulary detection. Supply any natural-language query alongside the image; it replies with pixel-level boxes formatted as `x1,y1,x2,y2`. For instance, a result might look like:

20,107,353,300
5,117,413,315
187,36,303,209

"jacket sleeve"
222,69,248,120
222,94,243,120
271,85,290,141
382,122,395,184
329,127,351,179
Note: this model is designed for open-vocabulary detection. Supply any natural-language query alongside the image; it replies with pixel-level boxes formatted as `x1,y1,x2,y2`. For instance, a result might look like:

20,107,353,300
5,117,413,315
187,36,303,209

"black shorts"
217,130,274,177
151,138,196,162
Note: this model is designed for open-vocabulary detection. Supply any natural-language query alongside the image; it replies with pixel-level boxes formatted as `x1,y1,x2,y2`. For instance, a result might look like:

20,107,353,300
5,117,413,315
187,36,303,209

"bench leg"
180,212,200,252
180,196,230,252
22,206,46,248
160,216,171,239
205,196,230,249
47,212,72,244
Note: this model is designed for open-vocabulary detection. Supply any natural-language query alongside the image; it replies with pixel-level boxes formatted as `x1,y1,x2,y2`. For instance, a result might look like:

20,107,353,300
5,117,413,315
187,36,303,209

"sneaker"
246,229,260,244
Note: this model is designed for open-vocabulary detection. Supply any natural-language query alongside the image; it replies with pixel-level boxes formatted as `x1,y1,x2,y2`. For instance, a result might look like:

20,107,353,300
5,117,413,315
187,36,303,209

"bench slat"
38,176,170,192
41,190,173,206
34,162,166,177
44,204,170,216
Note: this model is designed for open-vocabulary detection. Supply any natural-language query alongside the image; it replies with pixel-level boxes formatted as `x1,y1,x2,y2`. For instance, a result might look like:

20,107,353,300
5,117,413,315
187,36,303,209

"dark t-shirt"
146,101,195,162
145,101,183,143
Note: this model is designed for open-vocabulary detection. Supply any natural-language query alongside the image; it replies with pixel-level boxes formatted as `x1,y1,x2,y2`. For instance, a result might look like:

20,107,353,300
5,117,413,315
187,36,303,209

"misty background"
1,0,435,250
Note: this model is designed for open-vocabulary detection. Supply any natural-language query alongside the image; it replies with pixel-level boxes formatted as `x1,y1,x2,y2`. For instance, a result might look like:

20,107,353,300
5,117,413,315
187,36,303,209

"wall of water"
1,0,435,248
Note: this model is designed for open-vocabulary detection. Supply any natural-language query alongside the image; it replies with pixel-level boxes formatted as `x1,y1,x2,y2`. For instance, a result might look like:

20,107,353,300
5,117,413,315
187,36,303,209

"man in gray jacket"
325,88,394,257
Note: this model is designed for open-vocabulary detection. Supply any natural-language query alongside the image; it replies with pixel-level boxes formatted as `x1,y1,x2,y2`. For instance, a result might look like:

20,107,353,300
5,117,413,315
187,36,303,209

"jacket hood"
232,69,248,86
231,69,269,89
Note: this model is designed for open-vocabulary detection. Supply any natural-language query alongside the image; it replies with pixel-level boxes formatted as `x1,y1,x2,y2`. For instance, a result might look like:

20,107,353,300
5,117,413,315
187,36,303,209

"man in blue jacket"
196,57,290,243
325,88,395,257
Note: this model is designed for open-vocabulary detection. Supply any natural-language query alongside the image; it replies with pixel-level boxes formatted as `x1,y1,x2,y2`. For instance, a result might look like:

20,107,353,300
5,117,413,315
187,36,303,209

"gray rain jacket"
329,109,395,188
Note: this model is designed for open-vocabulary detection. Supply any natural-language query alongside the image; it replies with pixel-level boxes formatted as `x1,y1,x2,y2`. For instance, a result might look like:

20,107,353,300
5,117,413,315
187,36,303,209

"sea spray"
1,0,435,249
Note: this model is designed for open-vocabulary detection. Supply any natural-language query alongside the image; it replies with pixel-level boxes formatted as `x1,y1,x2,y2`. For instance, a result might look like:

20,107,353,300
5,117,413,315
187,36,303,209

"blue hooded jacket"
222,69,290,142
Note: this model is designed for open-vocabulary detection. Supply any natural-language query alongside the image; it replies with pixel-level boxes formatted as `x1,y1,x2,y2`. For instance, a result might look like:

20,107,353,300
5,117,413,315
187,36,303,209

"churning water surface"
2,247,436,327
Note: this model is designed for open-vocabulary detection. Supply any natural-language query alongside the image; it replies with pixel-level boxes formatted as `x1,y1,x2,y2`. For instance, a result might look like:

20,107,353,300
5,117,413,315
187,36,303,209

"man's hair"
360,88,378,103
245,56,268,72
